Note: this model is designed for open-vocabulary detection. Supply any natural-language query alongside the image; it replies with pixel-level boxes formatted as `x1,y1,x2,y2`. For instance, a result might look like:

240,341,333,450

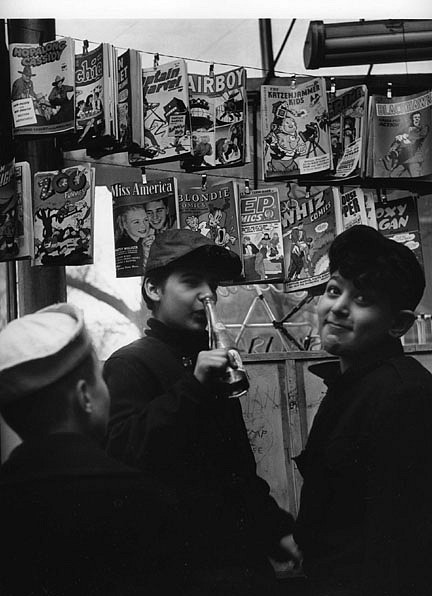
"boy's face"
154,263,219,332
318,271,397,365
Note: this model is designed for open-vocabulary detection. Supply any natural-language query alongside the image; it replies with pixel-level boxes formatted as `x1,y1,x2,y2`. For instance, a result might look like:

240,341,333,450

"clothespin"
305,186,311,199
330,77,336,95
141,166,147,185
290,74,296,90
387,82,393,99
244,179,251,195
153,53,160,69
379,188,388,204
201,174,207,191
82,40,89,55
209,62,214,77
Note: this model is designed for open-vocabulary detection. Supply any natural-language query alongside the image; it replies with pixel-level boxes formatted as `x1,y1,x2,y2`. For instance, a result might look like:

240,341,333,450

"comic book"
63,42,118,151
327,85,368,179
362,188,378,229
366,90,432,178
9,37,75,135
374,189,423,264
117,49,143,150
177,177,241,260
333,186,369,232
111,177,179,278
180,67,247,171
238,187,284,283
137,59,192,164
32,164,95,266
261,77,332,180
0,160,32,261
280,184,337,292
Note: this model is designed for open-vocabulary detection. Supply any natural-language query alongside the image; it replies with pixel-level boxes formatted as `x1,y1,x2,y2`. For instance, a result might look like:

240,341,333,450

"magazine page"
374,189,423,264
238,187,284,283
1,160,32,261
181,67,247,171
261,77,332,180
33,164,94,266
280,184,336,292
111,177,179,278
362,188,378,229
328,85,367,179
117,49,143,149
333,186,368,233
140,59,192,163
367,90,432,178
9,37,75,135
177,176,241,259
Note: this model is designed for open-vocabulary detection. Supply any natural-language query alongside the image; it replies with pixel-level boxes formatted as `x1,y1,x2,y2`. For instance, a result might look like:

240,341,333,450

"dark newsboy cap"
144,228,242,281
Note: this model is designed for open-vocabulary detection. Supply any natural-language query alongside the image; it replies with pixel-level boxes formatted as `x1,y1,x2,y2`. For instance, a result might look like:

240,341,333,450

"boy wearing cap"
293,225,432,596
104,229,300,595
0,303,182,596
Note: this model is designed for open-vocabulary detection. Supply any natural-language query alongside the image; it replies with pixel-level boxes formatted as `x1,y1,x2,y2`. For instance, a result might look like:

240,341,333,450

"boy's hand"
278,534,303,568
194,349,230,386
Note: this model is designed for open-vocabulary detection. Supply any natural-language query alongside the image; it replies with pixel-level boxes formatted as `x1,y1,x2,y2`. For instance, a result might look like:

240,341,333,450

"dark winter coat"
293,339,432,596
104,318,294,595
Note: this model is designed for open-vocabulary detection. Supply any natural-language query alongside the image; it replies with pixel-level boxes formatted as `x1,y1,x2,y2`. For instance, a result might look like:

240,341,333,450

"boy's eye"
355,294,373,306
326,284,340,296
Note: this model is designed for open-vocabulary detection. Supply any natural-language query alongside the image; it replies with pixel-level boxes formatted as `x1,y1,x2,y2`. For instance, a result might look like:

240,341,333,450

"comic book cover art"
367,90,432,178
0,161,32,261
328,85,367,179
177,177,241,262
137,59,191,164
238,188,284,283
375,189,423,265
280,184,337,292
33,164,94,266
111,177,179,278
180,67,247,171
9,37,75,135
362,188,378,229
333,186,369,232
261,77,332,180
117,49,143,150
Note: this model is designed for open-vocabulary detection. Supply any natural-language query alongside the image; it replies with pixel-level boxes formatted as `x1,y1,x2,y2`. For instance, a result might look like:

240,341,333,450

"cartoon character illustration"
381,111,430,177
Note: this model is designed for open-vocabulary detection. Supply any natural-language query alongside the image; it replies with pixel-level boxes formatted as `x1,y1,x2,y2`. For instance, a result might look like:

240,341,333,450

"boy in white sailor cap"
0,303,183,596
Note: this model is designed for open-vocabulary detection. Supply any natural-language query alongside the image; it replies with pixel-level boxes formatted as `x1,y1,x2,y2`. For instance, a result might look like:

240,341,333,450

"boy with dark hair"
104,228,301,595
293,225,432,596
0,303,181,596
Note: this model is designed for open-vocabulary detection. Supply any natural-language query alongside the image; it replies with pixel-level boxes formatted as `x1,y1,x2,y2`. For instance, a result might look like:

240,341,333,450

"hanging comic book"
0,160,32,261
117,49,143,150
136,59,191,164
328,85,368,179
33,164,95,266
238,187,284,283
111,177,179,277
367,90,432,178
375,189,423,264
280,183,337,292
333,186,369,233
177,177,241,259
261,77,332,180
180,67,247,171
9,37,75,135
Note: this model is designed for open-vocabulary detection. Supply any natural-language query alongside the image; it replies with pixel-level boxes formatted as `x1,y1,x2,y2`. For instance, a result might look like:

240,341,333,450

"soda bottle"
200,295,249,398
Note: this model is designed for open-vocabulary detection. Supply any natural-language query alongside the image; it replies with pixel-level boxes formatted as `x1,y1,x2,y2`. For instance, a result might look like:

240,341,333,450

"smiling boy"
104,228,300,595
293,225,432,596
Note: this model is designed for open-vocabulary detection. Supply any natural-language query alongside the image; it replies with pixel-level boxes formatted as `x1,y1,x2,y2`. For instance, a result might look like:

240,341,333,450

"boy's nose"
198,283,217,302
330,294,350,316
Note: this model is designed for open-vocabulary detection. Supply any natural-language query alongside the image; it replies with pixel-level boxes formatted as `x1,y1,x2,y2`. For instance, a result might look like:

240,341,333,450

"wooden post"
7,18,66,315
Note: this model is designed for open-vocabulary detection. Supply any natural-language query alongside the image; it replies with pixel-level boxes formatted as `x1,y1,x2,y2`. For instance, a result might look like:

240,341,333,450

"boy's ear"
143,278,161,303
75,379,93,414
388,310,416,339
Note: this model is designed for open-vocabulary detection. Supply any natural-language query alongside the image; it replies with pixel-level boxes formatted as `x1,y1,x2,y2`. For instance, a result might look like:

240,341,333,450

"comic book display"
9,37,75,135
181,67,247,171
280,184,337,292
111,177,179,277
333,186,369,232
117,49,143,149
261,77,332,180
33,164,95,266
177,177,241,259
374,189,423,264
137,59,192,164
0,161,32,261
366,90,432,178
328,85,367,179
239,187,284,283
